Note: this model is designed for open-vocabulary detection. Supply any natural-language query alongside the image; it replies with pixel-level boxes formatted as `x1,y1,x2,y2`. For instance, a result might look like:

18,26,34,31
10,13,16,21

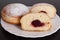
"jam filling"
39,11,47,13
31,20,45,27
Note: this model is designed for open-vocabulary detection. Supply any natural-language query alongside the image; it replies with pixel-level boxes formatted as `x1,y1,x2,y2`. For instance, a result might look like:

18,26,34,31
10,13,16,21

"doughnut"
31,3,57,18
1,3,29,24
20,13,52,32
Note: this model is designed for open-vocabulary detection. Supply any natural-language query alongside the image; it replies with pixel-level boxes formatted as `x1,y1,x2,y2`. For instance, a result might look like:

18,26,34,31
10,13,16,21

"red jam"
31,20,45,27
40,11,47,13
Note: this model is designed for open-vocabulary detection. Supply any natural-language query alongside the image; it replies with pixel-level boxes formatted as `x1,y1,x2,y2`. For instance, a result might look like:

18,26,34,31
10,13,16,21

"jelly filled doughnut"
1,3,29,24
31,3,57,18
20,13,52,32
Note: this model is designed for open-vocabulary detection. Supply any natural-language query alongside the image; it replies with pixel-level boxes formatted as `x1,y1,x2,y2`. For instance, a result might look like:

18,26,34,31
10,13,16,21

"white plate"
1,15,60,38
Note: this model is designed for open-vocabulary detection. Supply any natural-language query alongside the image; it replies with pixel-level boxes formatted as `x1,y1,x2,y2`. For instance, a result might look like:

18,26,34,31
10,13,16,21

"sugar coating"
3,3,29,16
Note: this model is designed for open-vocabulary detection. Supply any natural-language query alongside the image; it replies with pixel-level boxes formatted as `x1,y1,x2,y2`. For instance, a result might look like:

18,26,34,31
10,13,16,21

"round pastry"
20,13,52,32
1,3,29,24
31,3,57,18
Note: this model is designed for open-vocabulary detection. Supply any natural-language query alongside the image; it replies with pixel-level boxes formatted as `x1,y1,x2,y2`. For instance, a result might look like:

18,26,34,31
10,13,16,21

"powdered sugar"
3,3,29,16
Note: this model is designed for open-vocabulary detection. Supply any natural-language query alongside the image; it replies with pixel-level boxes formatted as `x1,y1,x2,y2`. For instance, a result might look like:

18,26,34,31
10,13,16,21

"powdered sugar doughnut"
31,3,57,18
2,3,29,16
1,3,29,24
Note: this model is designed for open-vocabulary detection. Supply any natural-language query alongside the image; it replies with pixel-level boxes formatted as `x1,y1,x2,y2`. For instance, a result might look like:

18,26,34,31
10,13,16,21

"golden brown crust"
2,18,19,24
2,13,20,24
